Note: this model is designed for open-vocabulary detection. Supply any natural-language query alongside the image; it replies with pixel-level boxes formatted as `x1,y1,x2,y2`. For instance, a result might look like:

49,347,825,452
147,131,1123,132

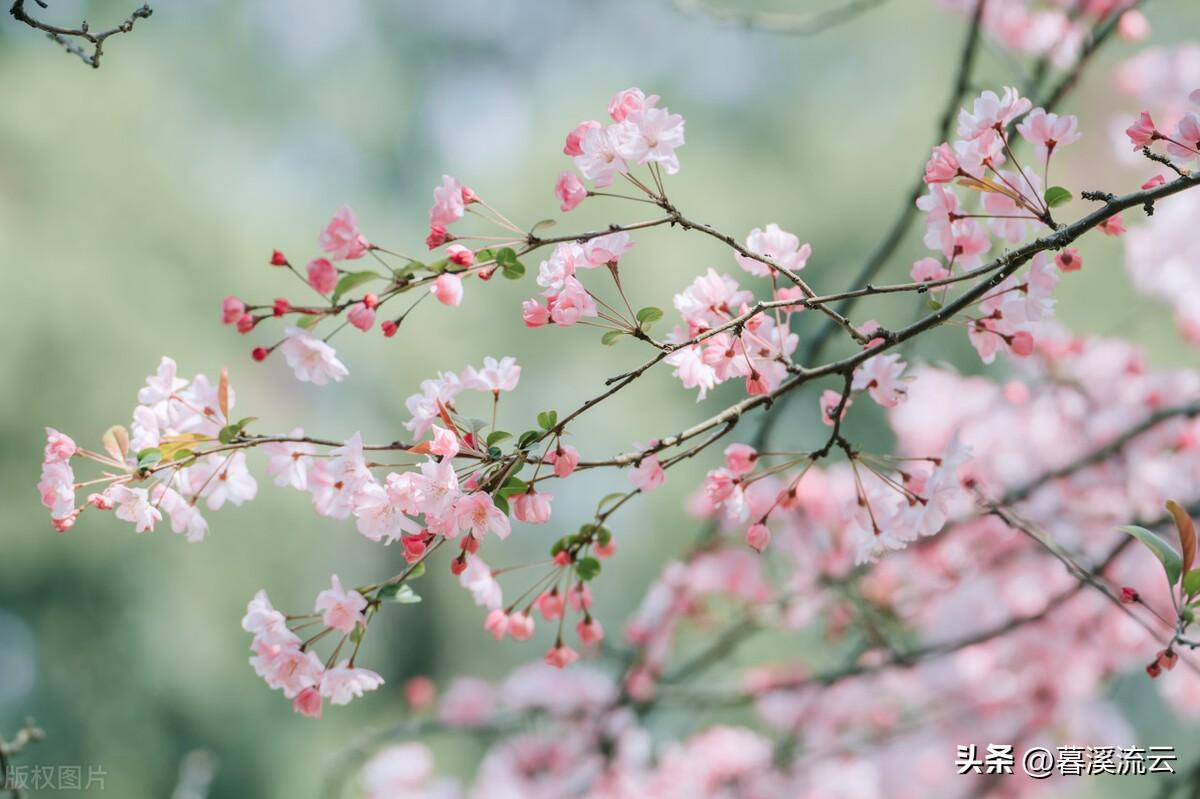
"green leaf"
597,492,627,513
1044,186,1072,208
217,416,258,445
517,430,541,449
601,330,625,346
332,270,382,301
575,556,602,581
1184,568,1200,598
136,447,162,469
407,562,426,580
595,526,613,547
635,306,664,325
377,583,422,603
474,249,495,263
1118,525,1183,588
296,314,322,331
171,448,195,462
486,431,512,446
927,299,942,310
537,410,558,431
496,247,526,280
530,219,557,234
550,536,571,556
350,623,365,643
493,494,510,517
498,477,528,498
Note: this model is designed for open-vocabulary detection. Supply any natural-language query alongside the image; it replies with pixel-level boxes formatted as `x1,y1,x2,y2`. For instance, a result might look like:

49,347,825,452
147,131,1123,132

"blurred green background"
3,1,1200,796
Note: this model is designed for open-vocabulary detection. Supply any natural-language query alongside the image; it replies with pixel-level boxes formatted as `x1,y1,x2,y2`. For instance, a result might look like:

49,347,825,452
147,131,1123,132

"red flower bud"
273,298,290,317
1120,587,1139,604
251,346,269,362
381,320,399,338
270,249,289,266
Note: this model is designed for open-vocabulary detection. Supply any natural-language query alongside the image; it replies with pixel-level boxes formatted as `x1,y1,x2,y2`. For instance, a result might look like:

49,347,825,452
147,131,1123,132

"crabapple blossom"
554,170,587,211
314,575,368,634
320,661,385,705
430,175,468,227
432,272,464,307
734,224,812,278
318,205,369,261
279,326,349,385
461,356,521,393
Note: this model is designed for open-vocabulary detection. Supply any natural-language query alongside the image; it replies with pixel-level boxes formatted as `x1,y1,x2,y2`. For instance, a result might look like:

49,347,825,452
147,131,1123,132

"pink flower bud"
1117,9,1149,41
273,298,290,317
446,244,474,266
404,676,436,711
544,643,579,669
1120,587,1139,604
576,617,604,645
221,296,247,325
746,522,771,552
508,612,535,641
270,249,289,266
450,555,468,576
426,225,450,249
307,258,338,294
432,273,464,307
484,608,509,640
536,591,564,621
1010,331,1035,357
292,686,322,719
563,120,601,156
567,583,592,613
347,302,376,332
236,315,255,334
522,299,550,327
555,171,587,212
362,292,379,310
512,490,553,524
381,320,399,337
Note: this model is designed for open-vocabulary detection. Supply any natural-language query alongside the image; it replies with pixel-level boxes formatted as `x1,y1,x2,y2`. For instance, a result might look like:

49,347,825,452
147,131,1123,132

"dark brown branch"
671,0,888,36
9,0,152,69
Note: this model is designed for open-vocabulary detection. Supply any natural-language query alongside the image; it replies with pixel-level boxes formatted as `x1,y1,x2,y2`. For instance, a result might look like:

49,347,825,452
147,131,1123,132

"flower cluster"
918,87,1086,362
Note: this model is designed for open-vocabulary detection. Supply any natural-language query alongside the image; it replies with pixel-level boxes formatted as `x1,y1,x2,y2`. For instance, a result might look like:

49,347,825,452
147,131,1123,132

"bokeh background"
3,1,1200,796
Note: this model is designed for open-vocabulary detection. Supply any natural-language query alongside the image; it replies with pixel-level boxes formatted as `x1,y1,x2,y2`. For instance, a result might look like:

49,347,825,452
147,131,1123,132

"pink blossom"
430,425,460,458
544,643,579,669
1117,9,1150,41
521,299,549,327
536,591,564,620
461,356,521,393
566,583,592,612
549,276,598,326
318,205,369,261
1126,111,1159,149
735,224,812,278
630,454,665,492
1142,175,1167,190
852,353,908,408
608,87,656,122
446,244,474,266
109,485,162,532
1099,213,1127,236
1055,248,1082,272
432,272,464,307
911,256,949,282
576,617,604,645
263,428,314,491
426,225,449,249
545,444,579,478
724,443,757,476
665,345,717,401
582,232,633,265
221,296,246,325
292,687,322,719
563,120,601,156
536,242,583,292
484,608,509,640
38,460,75,521
320,661,384,705
573,125,626,188
745,522,771,552
347,301,376,331
430,175,467,226
1168,113,1200,161
554,171,587,212
957,87,1033,140
923,143,962,183
512,490,553,524
819,389,851,427
315,574,367,634
458,555,502,610
438,678,495,727
453,492,511,539
611,105,686,174
1016,108,1082,161
43,427,76,463
508,612,535,641
280,327,349,385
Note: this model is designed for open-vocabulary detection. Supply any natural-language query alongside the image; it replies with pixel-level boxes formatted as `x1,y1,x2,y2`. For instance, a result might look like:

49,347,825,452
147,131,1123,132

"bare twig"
671,0,888,36
9,0,152,69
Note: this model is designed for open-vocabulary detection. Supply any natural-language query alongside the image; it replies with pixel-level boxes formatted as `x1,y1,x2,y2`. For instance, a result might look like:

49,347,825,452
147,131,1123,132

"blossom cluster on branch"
34,1,1200,795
